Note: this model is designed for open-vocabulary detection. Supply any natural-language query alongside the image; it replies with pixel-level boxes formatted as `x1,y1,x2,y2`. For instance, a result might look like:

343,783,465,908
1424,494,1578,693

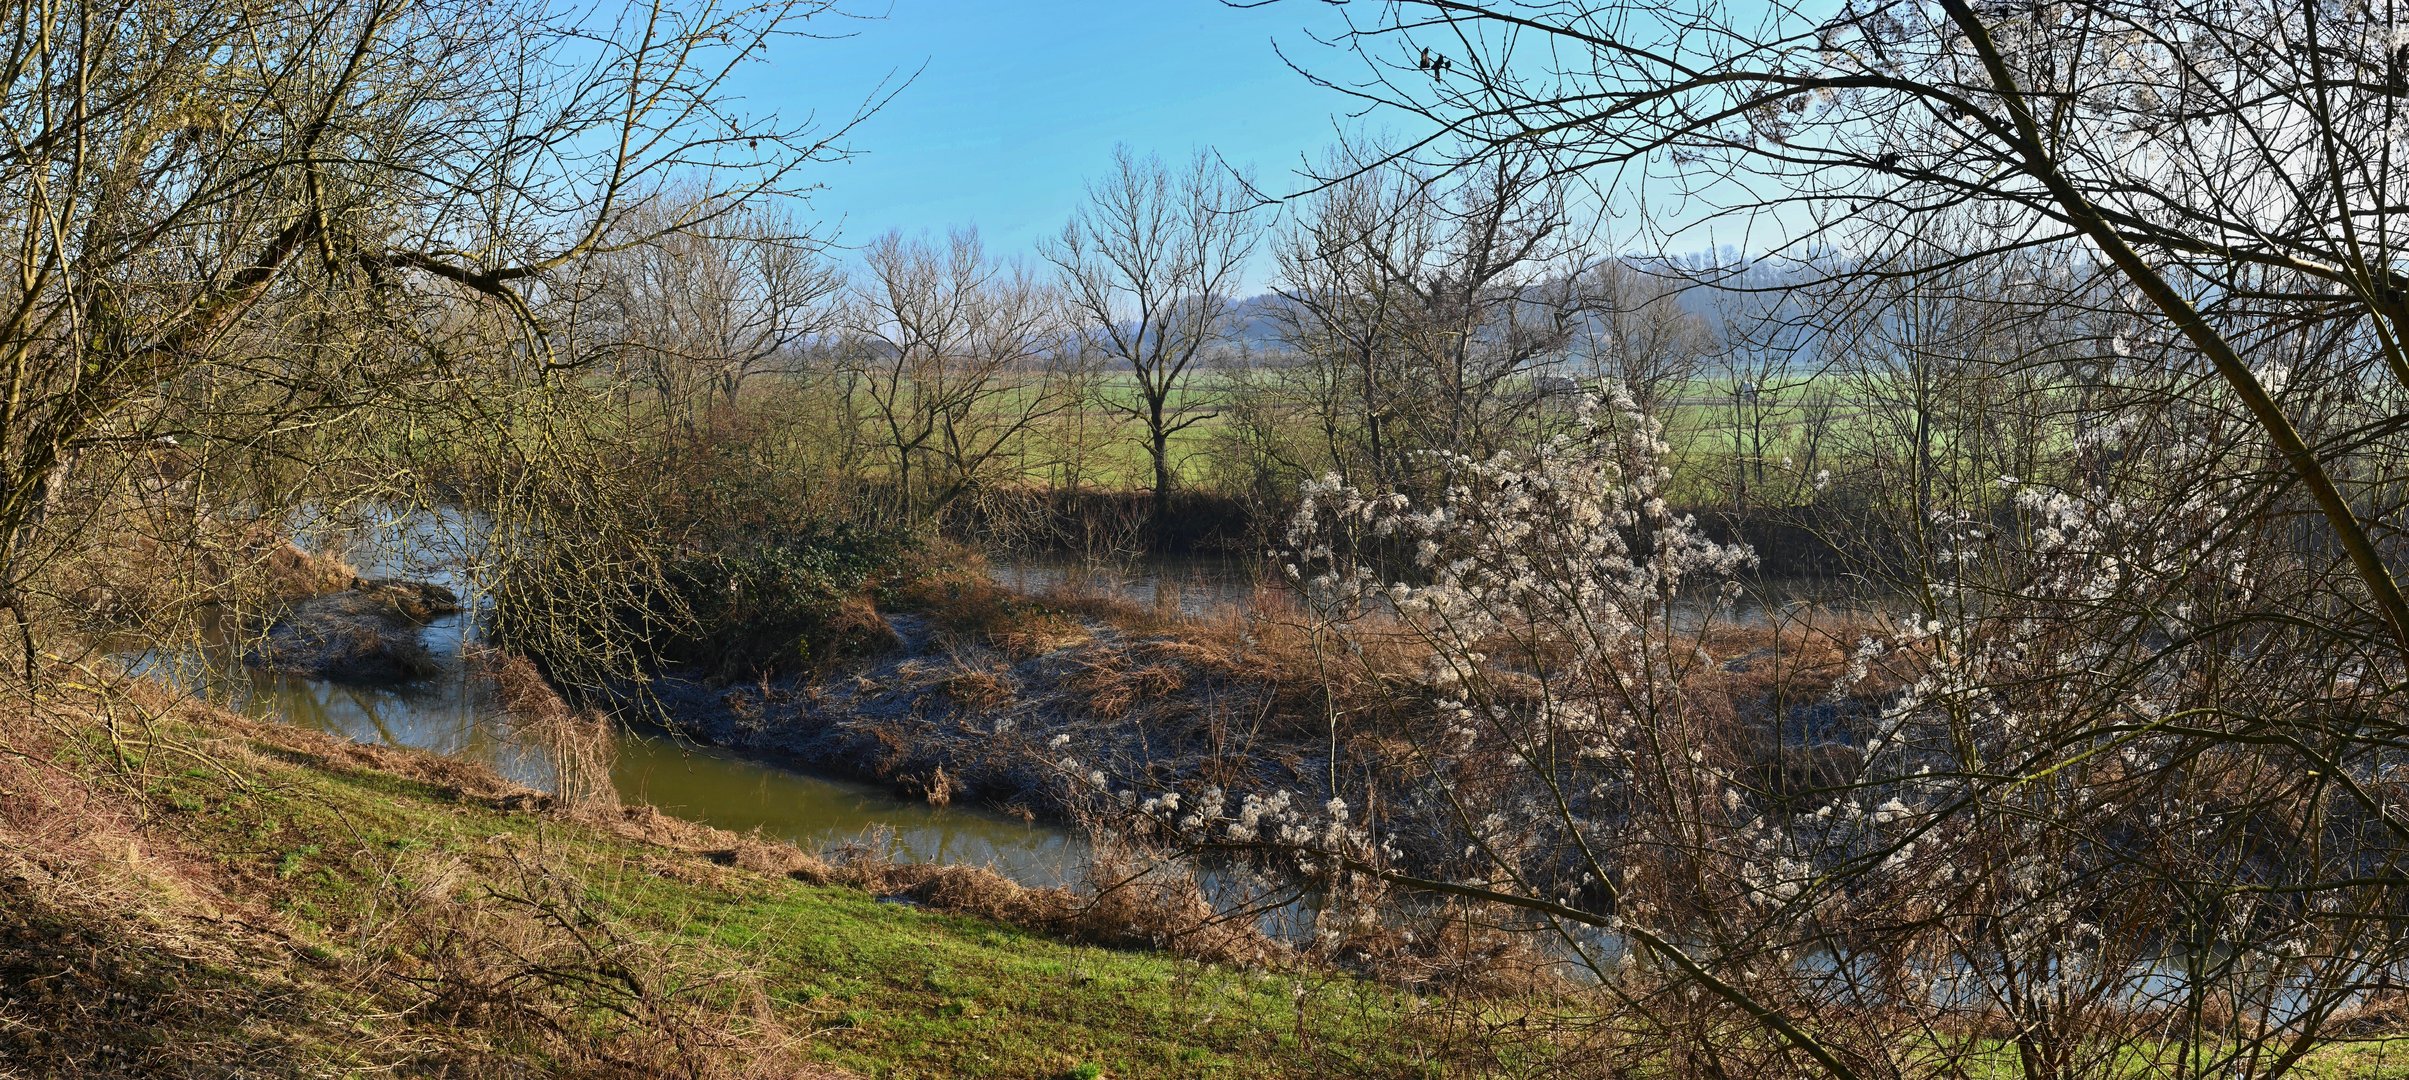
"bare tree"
842,230,1077,523
0,0,885,684
1705,283,1822,514
1267,0,2409,655
1811,215,2067,582
1576,259,1715,421
1270,149,1599,496
1047,146,1258,543
1125,1,2409,1073
587,193,843,423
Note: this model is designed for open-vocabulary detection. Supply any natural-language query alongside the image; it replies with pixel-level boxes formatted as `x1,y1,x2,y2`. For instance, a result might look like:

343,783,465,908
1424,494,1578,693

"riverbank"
641,558,1367,830
192,539,1104,887
0,667,1455,1078
49,535,2409,1076
640,550,1898,887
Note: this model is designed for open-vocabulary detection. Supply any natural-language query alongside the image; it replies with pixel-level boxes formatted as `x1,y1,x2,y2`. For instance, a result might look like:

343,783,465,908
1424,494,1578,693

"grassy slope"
11,686,2409,1078
0,678,1447,1079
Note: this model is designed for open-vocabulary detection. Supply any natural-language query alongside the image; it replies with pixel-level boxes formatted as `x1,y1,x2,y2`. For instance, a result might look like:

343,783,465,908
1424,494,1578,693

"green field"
1019,368,1910,495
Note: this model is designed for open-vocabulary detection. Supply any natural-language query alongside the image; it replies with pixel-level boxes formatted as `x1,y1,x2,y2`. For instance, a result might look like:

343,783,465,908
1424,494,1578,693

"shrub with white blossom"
1087,390,2409,1079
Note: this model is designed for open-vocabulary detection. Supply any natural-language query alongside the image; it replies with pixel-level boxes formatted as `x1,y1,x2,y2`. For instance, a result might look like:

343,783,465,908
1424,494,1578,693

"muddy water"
610,737,1084,877
157,508,1869,899
152,518,2354,1010
182,652,1087,884
146,509,1089,888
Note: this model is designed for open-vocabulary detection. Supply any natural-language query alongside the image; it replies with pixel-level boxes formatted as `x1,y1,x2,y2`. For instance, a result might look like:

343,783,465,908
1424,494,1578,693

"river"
138,507,1090,888
144,509,1861,895
138,512,2325,1012
137,510,1856,953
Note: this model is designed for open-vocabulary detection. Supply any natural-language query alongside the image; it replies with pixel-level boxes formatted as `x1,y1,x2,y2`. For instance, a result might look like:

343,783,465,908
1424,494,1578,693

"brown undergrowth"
453,637,1299,971
610,803,1284,970
53,509,361,636
877,543,1095,657
880,542,1902,807
469,644,621,814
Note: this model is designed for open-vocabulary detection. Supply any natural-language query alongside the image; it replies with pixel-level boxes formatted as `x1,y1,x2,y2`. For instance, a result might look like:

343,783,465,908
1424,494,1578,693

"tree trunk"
1149,393,1173,551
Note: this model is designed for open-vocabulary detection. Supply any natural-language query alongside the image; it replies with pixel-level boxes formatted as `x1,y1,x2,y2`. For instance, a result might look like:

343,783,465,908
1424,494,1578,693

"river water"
987,549,1877,631
137,512,2344,1016
141,508,1089,888
989,552,1269,617
148,509,1859,894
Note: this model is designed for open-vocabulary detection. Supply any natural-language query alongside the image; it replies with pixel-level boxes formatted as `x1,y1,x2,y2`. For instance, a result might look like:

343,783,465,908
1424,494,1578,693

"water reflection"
988,552,1882,633
268,661,551,782
156,644,1090,886
990,552,1267,616
612,736,1085,883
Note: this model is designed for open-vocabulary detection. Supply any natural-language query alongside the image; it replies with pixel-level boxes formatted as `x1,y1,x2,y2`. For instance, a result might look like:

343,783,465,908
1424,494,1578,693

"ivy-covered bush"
654,522,911,679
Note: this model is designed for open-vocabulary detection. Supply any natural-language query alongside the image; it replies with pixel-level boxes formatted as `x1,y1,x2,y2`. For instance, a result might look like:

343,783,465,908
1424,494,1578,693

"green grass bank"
0,672,1468,1079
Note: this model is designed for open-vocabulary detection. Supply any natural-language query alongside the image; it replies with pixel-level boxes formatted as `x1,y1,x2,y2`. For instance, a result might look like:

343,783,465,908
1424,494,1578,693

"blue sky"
750,1,1356,263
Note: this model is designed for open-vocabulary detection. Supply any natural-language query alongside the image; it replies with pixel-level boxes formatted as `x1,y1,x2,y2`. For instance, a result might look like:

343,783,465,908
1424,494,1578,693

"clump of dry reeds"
251,532,362,601
46,506,361,639
879,543,1092,657
937,662,1017,711
795,841,1285,970
468,645,621,816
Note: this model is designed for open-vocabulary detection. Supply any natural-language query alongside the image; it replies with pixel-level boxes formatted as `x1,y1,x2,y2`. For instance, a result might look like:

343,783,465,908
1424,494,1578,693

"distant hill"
1210,253,1834,368
1223,292,1296,351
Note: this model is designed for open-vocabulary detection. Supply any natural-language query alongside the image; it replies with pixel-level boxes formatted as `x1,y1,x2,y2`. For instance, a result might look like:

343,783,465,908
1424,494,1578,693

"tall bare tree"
1576,259,1715,421
1047,147,1258,542
1270,0,2409,656
1154,2,2409,1074
587,193,843,422
842,229,1077,522
1271,149,1598,495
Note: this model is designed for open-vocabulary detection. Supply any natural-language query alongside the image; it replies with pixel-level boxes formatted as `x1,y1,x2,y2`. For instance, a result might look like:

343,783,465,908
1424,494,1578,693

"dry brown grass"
1060,648,1195,720
253,532,362,601
1306,899,1580,999
1026,577,1165,628
0,865,334,1076
595,801,1286,968
879,543,1092,657
937,662,1017,711
50,510,360,634
816,847,1285,969
469,645,622,816
361,836,827,1080
1694,609,1904,710
819,595,904,662
921,763,957,805
0,667,840,1078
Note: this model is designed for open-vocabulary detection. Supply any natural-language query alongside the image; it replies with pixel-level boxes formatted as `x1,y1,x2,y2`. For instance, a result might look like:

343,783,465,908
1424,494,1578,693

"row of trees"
30,0,2409,1072
567,143,1807,543
561,150,1256,534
